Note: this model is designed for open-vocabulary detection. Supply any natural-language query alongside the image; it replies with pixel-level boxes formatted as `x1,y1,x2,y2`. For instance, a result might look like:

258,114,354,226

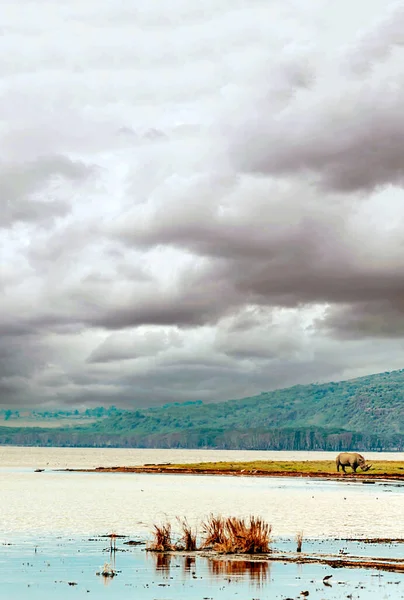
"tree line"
0,426,402,451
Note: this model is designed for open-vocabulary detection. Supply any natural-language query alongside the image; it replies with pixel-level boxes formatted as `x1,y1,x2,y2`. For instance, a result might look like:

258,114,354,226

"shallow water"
2,536,403,600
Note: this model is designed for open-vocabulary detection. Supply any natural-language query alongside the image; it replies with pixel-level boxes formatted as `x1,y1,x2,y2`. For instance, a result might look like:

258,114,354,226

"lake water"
1,447,403,537
2,446,403,470
1,447,404,599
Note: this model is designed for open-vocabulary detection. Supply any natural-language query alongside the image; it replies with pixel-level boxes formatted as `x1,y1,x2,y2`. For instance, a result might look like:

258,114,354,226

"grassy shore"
141,460,404,475
85,459,404,480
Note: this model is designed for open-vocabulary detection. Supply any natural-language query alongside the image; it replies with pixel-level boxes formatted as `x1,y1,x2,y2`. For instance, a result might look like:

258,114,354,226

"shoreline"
60,463,404,482
156,549,404,574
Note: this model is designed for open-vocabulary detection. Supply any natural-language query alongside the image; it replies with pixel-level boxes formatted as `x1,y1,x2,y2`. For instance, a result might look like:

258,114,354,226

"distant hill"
1,369,404,450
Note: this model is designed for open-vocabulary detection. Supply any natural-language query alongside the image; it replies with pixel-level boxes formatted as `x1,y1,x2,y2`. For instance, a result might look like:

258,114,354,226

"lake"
1,447,403,599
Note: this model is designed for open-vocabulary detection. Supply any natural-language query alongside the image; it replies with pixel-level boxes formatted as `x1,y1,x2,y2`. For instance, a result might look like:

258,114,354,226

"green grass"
150,460,404,475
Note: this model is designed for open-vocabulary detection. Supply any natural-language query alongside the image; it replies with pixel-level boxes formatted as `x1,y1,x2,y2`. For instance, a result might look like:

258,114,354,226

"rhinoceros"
336,452,372,473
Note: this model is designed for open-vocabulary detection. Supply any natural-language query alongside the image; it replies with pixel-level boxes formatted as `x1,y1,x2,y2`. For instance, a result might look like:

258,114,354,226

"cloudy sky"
1,0,404,409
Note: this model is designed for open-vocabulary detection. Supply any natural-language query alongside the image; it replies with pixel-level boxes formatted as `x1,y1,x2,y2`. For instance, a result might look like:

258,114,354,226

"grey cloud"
111,176,341,260
225,6,404,194
318,301,404,340
230,80,404,193
79,334,404,407
88,285,235,330
0,335,44,380
0,333,51,405
227,255,404,308
87,328,184,363
0,155,92,227
214,313,304,360
110,174,404,319
0,376,32,400
1,252,233,336
2,308,404,408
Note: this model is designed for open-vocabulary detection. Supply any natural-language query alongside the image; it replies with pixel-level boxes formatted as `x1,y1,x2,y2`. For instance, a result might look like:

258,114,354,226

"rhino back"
337,452,363,464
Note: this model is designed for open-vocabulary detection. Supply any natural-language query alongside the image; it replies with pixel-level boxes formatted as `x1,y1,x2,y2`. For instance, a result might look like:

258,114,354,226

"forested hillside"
1,369,404,450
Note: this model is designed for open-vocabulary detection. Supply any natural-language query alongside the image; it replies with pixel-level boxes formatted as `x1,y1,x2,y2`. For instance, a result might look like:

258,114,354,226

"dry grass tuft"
201,514,226,548
176,517,198,551
203,515,271,554
148,514,272,555
148,522,174,552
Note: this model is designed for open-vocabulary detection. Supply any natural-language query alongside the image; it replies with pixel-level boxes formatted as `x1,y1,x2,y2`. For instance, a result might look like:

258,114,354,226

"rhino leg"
351,465,357,473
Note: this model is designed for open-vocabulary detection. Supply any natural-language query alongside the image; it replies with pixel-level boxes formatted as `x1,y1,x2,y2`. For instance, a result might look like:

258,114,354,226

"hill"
1,369,404,450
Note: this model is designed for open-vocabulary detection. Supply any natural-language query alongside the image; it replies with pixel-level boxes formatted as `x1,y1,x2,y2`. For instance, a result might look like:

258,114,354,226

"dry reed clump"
147,514,272,555
148,522,174,552
176,518,198,551
201,514,226,548
202,515,272,554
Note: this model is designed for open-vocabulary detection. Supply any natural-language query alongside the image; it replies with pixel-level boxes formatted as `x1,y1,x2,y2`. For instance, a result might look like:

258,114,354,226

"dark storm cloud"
110,176,404,320
232,104,404,193
319,301,404,340
87,276,239,330
230,78,404,194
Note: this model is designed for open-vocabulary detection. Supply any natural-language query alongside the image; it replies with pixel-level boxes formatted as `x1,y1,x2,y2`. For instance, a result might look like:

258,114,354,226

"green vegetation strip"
139,460,404,475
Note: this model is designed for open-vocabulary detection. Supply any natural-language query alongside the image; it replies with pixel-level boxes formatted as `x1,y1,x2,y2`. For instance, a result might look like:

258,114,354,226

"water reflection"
154,551,172,576
183,555,196,574
151,552,270,587
101,567,114,587
209,558,270,586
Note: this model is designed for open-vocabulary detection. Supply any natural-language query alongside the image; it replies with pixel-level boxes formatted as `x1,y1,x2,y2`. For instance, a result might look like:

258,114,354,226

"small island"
63,459,404,481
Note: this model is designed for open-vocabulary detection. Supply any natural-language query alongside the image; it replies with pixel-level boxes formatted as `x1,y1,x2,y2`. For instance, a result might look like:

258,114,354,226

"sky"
1,0,404,409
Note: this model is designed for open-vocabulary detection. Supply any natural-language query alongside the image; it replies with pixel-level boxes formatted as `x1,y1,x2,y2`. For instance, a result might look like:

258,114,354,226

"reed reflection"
208,559,270,586
154,552,172,576
183,555,196,574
